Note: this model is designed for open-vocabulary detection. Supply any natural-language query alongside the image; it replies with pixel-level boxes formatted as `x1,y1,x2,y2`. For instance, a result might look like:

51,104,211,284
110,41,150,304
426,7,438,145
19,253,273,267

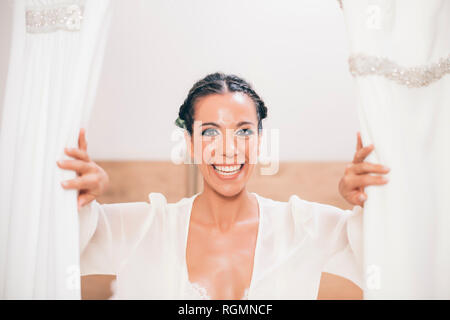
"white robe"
79,192,363,299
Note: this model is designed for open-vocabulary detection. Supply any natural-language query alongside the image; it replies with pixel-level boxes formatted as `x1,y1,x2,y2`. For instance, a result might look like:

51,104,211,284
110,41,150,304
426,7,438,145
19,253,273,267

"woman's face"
185,91,261,197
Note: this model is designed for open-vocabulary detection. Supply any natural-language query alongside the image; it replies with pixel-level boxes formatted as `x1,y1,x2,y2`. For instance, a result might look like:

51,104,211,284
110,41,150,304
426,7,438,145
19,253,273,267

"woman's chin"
214,187,245,198
206,178,246,198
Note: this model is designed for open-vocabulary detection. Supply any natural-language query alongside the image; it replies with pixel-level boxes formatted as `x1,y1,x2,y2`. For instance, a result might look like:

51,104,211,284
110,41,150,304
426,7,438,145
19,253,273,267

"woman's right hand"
57,128,109,210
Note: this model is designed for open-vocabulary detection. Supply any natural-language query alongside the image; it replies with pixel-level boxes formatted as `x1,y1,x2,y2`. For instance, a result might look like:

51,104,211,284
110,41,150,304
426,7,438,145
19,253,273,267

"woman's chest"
185,221,259,300
114,241,325,300
113,207,327,299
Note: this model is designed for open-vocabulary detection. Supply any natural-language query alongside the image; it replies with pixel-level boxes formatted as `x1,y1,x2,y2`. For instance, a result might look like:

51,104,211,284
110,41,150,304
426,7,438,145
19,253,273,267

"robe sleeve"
290,195,364,288
321,205,363,288
77,199,152,275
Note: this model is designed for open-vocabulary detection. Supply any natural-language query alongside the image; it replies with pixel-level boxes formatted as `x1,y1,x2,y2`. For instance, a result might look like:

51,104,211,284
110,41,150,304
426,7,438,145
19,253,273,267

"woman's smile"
211,163,245,180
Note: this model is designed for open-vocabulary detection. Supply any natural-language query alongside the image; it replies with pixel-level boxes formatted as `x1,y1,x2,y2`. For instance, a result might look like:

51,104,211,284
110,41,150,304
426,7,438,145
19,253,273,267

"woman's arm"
317,132,390,298
78,199,150,275
56,128,151,275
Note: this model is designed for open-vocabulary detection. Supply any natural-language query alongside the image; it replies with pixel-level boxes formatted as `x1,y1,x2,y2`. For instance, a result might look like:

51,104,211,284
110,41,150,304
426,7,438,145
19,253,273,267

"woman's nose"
223,133,237,158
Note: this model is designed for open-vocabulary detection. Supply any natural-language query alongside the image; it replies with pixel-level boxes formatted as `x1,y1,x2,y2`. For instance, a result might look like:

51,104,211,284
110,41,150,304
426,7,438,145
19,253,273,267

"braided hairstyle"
175,73,268,135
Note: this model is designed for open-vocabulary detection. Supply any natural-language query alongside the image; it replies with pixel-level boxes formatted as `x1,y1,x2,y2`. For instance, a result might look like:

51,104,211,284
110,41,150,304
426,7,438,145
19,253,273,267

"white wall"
0,0,359,161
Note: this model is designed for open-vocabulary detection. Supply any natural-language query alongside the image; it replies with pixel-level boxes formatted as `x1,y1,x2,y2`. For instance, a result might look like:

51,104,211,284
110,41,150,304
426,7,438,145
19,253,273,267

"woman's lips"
211,164,244,179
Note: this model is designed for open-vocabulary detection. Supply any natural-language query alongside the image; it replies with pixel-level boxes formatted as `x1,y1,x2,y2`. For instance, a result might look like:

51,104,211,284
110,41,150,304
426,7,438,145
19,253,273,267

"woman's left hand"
339,132,390,207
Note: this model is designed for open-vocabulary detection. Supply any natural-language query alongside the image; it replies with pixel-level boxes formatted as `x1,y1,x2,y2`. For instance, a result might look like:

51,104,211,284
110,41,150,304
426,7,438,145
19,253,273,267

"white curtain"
0,0,112,299
342,0,450,298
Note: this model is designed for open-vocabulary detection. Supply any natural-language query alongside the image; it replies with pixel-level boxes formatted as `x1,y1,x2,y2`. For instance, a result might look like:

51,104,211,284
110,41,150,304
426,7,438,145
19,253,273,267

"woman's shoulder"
253,192,346,214
147,191,198,205
254,192,361,238
146,191,198,216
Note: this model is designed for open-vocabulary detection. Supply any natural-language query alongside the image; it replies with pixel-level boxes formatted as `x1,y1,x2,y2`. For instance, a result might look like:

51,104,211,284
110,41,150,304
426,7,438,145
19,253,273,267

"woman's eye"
236,128,254,136
202,128,219,136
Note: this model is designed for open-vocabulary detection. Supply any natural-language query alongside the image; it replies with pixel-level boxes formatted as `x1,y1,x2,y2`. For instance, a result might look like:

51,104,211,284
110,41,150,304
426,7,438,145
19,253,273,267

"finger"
358,191,367,203
64,147,90,162
57,159,92,174
61,174,99,190
78,128,88,152
350,175,389,189
353,144,374,163
350,192,365,206
353,191,368,207
78,192,96,209
356,132,363,152
352,162,390,175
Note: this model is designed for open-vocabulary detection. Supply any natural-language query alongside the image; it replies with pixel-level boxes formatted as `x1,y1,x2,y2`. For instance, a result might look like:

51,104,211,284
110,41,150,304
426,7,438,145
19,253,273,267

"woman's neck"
194,184,258,232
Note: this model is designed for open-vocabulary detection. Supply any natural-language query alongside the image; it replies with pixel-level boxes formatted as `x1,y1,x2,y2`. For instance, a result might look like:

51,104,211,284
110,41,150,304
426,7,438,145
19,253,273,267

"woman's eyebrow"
200,121,255,127
236,121,255,127
200,122,220,127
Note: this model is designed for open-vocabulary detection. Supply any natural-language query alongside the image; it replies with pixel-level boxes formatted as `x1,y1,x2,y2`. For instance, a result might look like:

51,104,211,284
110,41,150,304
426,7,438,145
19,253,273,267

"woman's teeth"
212,164,243,176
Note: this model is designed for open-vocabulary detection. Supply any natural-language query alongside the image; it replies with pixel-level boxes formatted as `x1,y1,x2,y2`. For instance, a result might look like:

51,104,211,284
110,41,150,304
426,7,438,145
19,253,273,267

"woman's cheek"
247,137,259,165
204,138,224,165
235,139,246,164
192,136,212,164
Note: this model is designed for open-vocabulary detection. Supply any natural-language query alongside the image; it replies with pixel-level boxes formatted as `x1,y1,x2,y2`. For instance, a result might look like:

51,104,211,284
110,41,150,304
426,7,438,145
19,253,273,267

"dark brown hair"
175,72,268,135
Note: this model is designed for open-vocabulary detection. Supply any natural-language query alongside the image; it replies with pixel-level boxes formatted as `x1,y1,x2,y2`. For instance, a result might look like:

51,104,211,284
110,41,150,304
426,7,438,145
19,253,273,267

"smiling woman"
61,72,389,299
177,73,266,199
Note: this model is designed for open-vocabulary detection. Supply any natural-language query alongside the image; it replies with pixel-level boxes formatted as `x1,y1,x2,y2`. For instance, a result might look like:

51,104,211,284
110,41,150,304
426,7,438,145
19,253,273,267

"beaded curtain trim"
349,53,450,88
26,3,84,33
